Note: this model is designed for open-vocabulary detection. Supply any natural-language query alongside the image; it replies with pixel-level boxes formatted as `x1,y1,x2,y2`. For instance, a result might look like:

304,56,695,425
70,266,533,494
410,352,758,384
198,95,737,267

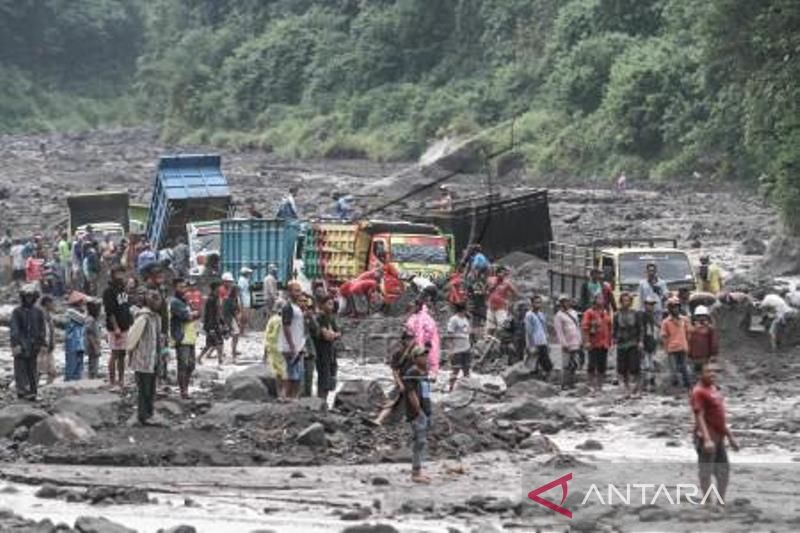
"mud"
0,128,798,532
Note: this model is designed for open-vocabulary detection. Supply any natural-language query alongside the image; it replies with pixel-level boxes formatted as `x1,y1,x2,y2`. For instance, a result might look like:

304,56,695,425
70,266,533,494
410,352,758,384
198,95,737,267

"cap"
693,305,710,317
645,295,659,304
20,284,38,295
221,272,234,282
240,266,253,274
558,294,571,302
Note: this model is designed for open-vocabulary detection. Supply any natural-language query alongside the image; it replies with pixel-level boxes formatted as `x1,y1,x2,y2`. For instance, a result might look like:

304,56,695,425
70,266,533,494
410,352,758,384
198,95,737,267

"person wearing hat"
64,291,88,381
432,184,453,211
688,306,719,378
10,285,46,399
640,295,661,391
238,267,253,332
404,344,433,484
553,294,581,390
661,296,691,390
697,255,722,295
219,271,235,302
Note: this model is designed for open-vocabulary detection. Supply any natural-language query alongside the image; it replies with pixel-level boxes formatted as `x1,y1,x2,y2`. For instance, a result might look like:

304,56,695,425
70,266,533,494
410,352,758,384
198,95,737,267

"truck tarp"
67,192,130,234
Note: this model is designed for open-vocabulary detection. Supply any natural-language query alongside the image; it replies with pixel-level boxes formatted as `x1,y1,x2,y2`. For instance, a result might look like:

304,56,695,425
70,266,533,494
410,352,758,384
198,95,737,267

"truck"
146,154,233,249
549,238,696,309
303,220,454,303
220,218,302,303
409,189,552,261
187,220,222,277
67,191,130,235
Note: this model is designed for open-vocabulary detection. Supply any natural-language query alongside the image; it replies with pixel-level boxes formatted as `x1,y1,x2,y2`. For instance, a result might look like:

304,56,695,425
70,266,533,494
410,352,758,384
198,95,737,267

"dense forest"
1,0,798,230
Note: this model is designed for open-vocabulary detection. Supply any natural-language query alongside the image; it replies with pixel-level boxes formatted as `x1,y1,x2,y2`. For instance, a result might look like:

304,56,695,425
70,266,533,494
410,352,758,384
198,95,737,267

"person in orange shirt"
582,294,613,394
661,297,691,390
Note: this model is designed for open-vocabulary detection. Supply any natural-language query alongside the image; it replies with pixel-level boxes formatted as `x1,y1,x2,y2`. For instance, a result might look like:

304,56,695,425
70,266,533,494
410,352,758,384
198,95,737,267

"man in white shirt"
446,303,472,392
279,281,307,398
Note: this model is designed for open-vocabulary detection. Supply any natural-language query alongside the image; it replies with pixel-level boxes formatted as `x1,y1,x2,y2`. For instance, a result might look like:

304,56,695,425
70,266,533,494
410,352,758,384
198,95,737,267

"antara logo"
527,473,573,518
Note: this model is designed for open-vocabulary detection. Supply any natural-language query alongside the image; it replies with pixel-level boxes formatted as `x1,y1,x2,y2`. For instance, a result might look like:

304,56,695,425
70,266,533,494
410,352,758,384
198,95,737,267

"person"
464,246,490,337
553,295,581,390
339,269,382,317
25,251,45,286
71,234,84,290
10,239,26,284
64,291,88,381
404,346,433,484
280,281,307,398
10,285,46,399
313,294,341,401
697,255,722,294
661,297,691,390
37,295,56,385
237,267,253,332
246,201,264,219
613,292,643,398
691,362,739,501
172,237,190,279
277,186,299,219
374,330,417,426
57,232,72,288
200,281,225,366
758,293,796,352
142,264,170,386
263,265,279,316
333,192,354,220
84,299,102,380
688,306,719,378
103,265,132,389
638,263,669,315
82,242,101,296
224,284,243,362
127,290,163,425
486,265,519,336
171,278,200,399
582,294,613,395
640,295,660,391
405,297,441,379
579,268,616,312
615,171,627,193
524,295,552,380
432,185,454,211
219,271,235,301
136,243,157,275
264,300,285,393
301,298,318,398
446,303,472,392
445,268,467,308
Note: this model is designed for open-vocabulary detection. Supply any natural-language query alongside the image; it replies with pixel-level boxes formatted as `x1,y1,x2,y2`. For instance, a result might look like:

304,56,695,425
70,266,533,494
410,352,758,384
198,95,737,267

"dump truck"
303,220,454,303
409,189,552,261
549,238,696,309
187,220,222,278
67,191,130,235
146,154,233,249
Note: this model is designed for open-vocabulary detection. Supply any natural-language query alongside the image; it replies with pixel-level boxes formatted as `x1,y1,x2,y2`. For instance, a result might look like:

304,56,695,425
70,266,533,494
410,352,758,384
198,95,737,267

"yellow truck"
549,238,696,309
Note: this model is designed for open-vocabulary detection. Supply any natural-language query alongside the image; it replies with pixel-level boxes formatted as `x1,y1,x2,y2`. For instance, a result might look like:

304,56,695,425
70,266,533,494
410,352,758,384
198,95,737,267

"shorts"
486,308,509,332
108,331,128,351
530,345,553,373
12,269,25,282
451,350,472,375
176,345,196,376
587,348,608,375
204,329,224,348
695,435,729,465
284,351,305,382
228,319,240,336
617,346,641,375
562,349,580,372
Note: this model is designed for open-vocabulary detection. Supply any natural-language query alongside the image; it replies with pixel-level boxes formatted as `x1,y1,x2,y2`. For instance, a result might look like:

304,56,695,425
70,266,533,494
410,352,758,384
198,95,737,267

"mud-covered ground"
0,129,798,532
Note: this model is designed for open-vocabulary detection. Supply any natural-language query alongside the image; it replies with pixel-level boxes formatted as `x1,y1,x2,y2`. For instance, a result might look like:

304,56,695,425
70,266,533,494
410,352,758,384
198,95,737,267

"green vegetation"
1,0,798,230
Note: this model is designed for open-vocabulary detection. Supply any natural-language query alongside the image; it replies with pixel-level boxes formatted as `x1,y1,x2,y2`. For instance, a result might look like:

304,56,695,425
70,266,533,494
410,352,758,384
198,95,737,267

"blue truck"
146,154,233,249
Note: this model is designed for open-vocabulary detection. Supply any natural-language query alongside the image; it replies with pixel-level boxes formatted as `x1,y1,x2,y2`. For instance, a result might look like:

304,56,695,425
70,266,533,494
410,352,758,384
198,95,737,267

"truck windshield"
391,239,449,265
619,252,694,286
193,231,220,253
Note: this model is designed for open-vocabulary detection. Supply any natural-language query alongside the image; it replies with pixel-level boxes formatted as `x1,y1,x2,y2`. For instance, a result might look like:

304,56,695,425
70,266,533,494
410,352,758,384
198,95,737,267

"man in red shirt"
582,294,613,394
485,266,518,336
691,362,739,501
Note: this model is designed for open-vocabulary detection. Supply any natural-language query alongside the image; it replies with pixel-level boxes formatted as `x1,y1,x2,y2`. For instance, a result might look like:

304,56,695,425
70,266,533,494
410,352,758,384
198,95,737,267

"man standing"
237,267,253,332
446,303,472,392
486,265,519,336
263,265,279,317
524,295,552,380
279,281,307,398
688,306,719,378
661,297,691,390
640,295,660,391
582,294,613,395
200,281,225,366
37,295,57,385
613,292,643,398
697,255,722,294
404,347,432,484
553,295,581,390
171,278,200,399
691,362,739,501
638,263,668,314
143,264,170,388
10,285,46,400
127,290,163,425
57,231,72,288
103,265,133,389
10,239,26,284
580,268,617,312
172,237,190,279
277,186,299,219
313,294,341,401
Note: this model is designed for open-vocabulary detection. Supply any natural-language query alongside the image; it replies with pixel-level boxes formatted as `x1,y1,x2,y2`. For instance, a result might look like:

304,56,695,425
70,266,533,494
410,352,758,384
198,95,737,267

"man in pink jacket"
405,297,440,379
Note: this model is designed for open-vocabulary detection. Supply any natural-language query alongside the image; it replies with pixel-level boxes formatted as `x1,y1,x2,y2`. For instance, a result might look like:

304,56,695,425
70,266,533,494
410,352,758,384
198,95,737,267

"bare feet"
411,473,431,484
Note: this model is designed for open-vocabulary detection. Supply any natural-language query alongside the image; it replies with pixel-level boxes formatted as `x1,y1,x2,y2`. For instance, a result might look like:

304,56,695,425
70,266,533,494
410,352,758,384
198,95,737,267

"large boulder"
29,414,96,446
333,380,386,412
197,401,270,428
0,404,48,437
53,393,122,428
74,516,135,533
224,365,277,401
762,235,800,276
496,398,586,425
296,422,326,447
506,379,560,399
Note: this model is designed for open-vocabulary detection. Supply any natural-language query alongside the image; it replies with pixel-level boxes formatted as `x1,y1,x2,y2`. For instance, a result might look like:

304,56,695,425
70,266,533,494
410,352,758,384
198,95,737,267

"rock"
505,379,559,399
501,363,536,387
74,516,135,533
576,439,603,451
35,483,61,499
371,476,390,486
29,414,96,446
11,425,29,441
0,404,48,437
496,398,586,425
227,364,278,396
156,400,183,417
341,525,399,533
53,394,122,428
296,422,326,447
224,366,277,402
340,507,372,521
159,527,197,533
333,380,386,412
739,237,767,256
447,433,475,450
762,235,800,276
519,433,558,454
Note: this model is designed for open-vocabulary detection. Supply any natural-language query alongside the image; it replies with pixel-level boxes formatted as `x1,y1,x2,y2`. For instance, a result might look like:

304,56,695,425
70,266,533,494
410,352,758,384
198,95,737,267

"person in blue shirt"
136,243,157,275
524,295,552,378
333,192,354,220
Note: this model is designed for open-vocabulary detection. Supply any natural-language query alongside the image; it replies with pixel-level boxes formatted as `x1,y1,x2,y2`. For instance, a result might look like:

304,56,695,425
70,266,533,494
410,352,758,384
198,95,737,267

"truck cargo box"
146,154,232,248
67,191,130,234
220,218,300,285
